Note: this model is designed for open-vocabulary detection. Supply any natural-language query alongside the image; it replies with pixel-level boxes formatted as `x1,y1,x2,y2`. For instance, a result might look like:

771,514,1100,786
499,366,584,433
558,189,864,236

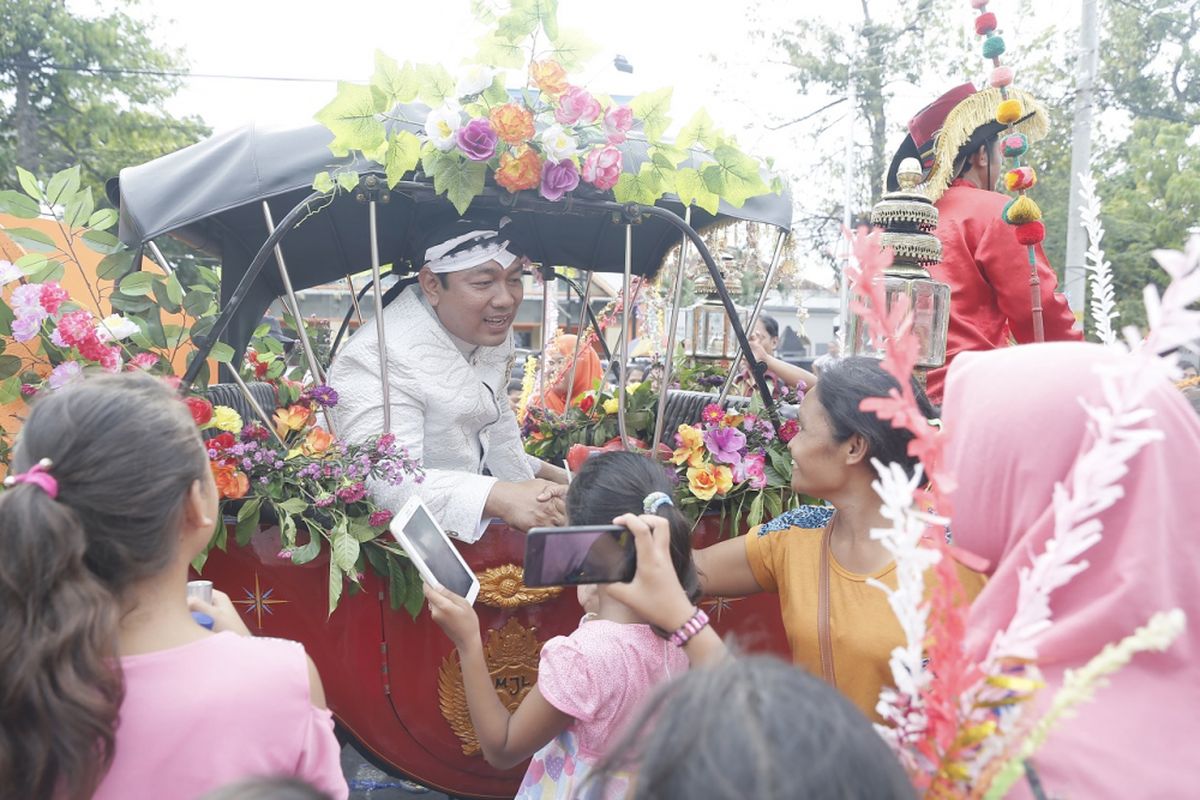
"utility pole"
1064,0,1101,315
837,27,857,349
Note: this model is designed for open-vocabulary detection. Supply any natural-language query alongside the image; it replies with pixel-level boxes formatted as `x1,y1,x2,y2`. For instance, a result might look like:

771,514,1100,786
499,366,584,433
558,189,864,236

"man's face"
422,258,527,347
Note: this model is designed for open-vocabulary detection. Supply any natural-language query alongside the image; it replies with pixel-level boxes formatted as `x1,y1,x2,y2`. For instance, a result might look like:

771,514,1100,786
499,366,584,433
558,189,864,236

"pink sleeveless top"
94,632,347,799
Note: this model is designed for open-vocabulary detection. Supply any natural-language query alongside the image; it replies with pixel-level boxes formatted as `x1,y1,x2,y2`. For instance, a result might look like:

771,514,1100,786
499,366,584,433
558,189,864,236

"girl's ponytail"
0,371,210,799
0,480,123,800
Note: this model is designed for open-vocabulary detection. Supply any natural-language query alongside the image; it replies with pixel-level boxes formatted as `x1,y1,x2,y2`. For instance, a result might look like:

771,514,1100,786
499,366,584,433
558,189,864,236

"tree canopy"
0,0,209,193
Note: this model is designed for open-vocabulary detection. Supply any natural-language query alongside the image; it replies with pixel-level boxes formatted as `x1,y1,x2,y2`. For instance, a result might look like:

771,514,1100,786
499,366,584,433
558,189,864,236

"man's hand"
424,584,483,653
486,479,567,531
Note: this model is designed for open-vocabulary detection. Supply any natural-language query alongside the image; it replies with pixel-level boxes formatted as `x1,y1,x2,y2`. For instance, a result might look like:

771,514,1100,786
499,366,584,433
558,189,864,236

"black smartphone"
523,525,636,587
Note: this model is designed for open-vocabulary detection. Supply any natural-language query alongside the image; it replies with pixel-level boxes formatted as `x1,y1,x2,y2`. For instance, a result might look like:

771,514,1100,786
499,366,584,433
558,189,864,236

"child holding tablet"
424,452,703,799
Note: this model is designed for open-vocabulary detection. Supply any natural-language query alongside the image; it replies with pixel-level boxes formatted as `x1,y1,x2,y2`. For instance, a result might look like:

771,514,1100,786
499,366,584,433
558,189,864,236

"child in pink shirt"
0,373,347,800
425,452,706,799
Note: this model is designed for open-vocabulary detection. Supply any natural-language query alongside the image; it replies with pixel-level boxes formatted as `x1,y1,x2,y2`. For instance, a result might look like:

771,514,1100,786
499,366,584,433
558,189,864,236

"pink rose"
39,281,68,315
604,105,634,144
555,86,601,126
581,146,623,191
99,344,122,373
735,453,768,490
539,159,580,202
56,309,95,347
455,118,499,161
129,352,159,371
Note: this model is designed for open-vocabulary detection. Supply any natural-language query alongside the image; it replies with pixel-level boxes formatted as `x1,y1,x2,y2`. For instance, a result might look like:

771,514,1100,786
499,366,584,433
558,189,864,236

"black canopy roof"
107,106,792,358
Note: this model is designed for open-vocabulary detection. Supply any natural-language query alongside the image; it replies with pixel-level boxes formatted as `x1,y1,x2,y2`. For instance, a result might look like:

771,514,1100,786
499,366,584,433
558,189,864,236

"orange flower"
489,103,535,145
303,426,334,456
273,403,313,439
686,464,733,501
495,146,543,193
670,424,706,469
531,60,568,97
211,461,249,500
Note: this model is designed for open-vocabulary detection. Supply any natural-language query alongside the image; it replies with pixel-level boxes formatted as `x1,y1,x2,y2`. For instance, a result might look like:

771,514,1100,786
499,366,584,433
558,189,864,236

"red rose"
186,396,214,426
578,394,595,414
209,432,236,452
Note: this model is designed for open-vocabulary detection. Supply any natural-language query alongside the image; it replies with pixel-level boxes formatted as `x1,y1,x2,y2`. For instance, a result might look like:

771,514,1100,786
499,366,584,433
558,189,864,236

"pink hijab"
943,342,1200,799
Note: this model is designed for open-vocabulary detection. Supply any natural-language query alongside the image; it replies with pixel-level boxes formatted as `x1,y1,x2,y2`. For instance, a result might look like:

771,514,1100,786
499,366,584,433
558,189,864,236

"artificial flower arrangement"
666,401,798,532
313,0,781,214
0,166,427,616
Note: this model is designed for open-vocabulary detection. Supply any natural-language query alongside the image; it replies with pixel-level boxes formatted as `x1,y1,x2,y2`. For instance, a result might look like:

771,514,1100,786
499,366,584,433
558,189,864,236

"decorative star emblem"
702,596,742,623
232,572,289,630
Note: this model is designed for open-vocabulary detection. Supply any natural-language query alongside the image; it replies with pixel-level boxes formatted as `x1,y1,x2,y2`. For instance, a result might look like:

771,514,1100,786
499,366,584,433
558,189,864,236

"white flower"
425,105,463,152
539,124,579,163
96,313,140,343
455,64,495,98
0,260,21,286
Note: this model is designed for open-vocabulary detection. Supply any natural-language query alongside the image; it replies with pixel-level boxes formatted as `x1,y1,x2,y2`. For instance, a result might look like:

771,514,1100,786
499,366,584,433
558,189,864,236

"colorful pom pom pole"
982,34,1006,59
996,98,1023,124
990,66,1014,88
975,12,998,35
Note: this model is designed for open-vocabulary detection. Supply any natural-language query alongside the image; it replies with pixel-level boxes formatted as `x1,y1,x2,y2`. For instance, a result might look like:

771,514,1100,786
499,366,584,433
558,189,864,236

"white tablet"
389,497,480,604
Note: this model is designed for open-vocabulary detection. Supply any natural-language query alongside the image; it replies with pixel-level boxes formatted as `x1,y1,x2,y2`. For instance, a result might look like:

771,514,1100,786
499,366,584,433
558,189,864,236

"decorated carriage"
97,82,803,797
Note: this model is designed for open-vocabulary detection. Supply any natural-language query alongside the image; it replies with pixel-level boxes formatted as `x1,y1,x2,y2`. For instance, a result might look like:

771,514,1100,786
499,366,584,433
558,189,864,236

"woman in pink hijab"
942,342,1200,798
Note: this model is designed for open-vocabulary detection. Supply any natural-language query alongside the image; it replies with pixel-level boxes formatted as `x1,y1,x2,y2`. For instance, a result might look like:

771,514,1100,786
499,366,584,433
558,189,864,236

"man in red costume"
886,83,1081,403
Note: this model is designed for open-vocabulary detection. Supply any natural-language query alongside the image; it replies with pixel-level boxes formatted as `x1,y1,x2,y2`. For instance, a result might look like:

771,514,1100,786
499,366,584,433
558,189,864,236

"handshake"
485,478,568,532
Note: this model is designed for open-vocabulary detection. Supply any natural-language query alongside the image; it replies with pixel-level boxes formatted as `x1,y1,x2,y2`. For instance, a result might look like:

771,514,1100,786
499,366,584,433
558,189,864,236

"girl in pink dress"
425,452,705,799
0,373,347,800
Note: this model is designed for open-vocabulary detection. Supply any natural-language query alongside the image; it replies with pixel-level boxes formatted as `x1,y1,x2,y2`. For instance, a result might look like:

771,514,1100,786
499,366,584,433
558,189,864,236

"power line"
0,59,342,84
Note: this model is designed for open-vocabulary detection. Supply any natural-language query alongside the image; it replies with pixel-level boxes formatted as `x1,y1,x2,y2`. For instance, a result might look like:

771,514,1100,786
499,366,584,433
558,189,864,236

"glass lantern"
680,295,750,360
846,269,950,368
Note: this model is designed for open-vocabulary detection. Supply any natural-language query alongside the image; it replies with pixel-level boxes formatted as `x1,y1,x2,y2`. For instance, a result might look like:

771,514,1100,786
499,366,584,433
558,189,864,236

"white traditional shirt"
328,284,542,540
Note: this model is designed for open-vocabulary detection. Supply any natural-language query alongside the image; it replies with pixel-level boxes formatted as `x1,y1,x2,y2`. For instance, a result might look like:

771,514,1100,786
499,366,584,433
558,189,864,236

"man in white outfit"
328,218,567,540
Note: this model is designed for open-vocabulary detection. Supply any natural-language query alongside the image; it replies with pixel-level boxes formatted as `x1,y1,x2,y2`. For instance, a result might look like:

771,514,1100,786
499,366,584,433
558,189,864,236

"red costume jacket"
925,180,1081,403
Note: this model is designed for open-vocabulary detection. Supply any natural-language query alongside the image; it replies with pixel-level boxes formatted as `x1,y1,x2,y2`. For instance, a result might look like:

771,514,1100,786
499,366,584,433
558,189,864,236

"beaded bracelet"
668,607,710,648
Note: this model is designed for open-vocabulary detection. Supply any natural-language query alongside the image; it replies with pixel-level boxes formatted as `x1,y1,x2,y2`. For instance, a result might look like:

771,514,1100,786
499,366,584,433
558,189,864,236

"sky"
92,0,1084,285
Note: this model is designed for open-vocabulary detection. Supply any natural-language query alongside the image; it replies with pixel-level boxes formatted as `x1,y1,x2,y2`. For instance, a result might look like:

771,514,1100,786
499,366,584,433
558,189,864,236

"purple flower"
20,383,37,398
12,314,43,343
703,426,746,465
10,283,45,315
277,549,293,560
315,495,335,508
539,159,580,202
48,361,82,390
307,385,339,408
456,118,498,161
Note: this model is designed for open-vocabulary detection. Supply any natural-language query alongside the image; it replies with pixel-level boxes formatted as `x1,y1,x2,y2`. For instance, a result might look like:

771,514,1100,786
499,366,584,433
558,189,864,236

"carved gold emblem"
438,617,544,755
476,563,562,608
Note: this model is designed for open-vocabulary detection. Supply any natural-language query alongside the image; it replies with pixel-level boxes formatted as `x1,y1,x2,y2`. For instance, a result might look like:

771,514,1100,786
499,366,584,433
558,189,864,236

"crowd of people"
1,79,1197,800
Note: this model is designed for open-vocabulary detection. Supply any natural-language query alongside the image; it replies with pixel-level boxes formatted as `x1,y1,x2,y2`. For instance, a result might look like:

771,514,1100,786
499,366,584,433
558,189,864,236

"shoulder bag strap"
818,519,838,687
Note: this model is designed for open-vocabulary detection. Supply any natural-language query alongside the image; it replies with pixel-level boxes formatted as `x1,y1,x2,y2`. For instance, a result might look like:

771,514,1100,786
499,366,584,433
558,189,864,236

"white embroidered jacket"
328,285,542,540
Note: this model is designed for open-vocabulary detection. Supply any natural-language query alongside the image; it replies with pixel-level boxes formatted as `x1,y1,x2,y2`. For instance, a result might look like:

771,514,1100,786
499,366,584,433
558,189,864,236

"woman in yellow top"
694,357,985,720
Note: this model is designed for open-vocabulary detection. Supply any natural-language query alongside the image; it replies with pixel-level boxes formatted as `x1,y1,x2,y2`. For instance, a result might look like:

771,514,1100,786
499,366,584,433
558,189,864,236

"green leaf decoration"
312,171,335,194
481,73,511,107
119,271,153,296
747,491,765,529
136,307,169,349
5,227,56,253
81,229,122,255
497,0,557,41
613,162,666,206
291,530,323,565
87,208,119,231
0,355,21,381
677,108,721,152
165,273,184,306
649,143,690,168
543,27,598,71
0,377,21,405
387,555,408,612
702,144,770,208
0,300,13,337
209,342,235,363
384,131,422,188
110,293,155,315
331,523,361,573
404,568,425,617
371,51,419,107
475,33,526,69
235,497,263,547
183,289,214,318
314,82,388,158
674,167,720,214
423,150,486,215
770,175,786,195
64,188,94,229
97,251,134,280
336,171,360,193
0,190,39,219
328,559,344,617
277,497,309,516
152,278,181,314
416,64,456,107
16,167,41,201
631,88,673,144
45,166,81,207
26,258,64,283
